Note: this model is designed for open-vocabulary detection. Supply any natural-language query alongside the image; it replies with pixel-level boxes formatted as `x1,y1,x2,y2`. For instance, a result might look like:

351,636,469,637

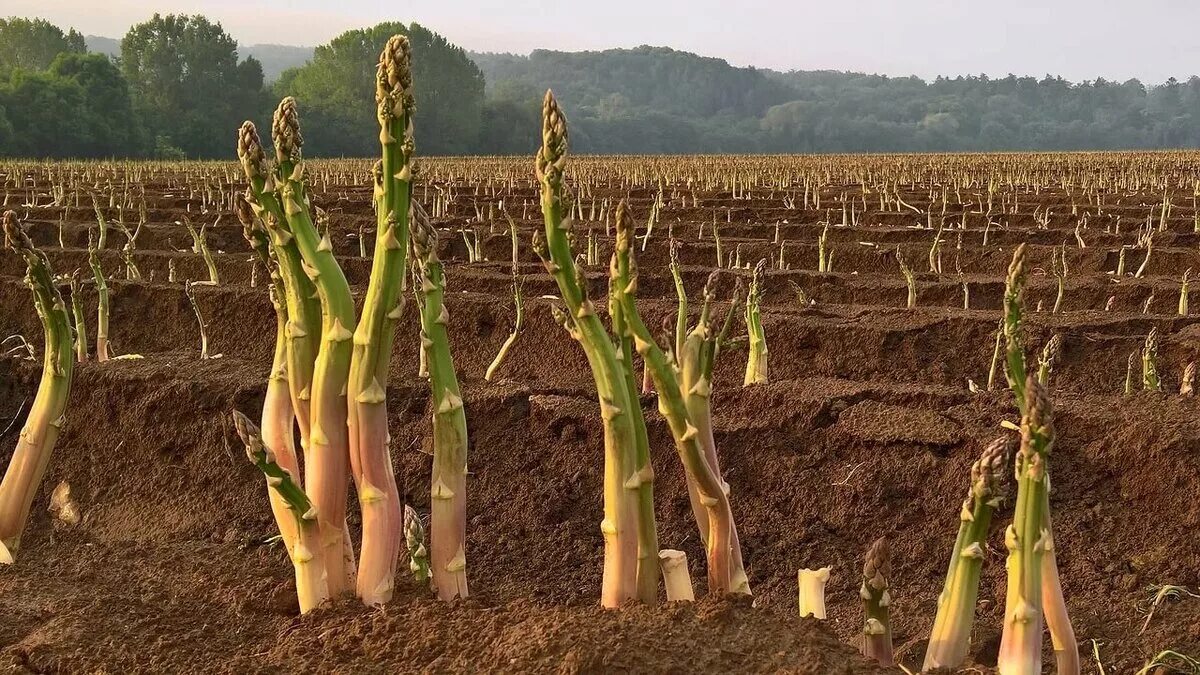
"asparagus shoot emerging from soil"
798,567,832,619
272,97,358,595
485,211,524,382
232,410,328,613
1038,334,1061,387
404,504,431,587
608,200,660,604
743,259,768,386
68,272,87,362
183,281,212,359
897,247,917,309
0,211,75,559
87,233,110,362
346,35,414,606
412,205,470,601
236,197,302,564
860,538,894,667
1181,362,1196,396
924,436,1014,671
535,90,642,607
997,377,1054,675
1003,244,1029,406
1142,328,1161,392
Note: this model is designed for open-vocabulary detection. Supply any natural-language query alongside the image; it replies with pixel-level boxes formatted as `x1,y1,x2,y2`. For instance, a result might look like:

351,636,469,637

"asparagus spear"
347,34,414,606
412,205,470,601
860,537,894,667
535,90,641,607
0,211,75,559
743,259,768,386
272,97,358,595
923,437,1014,670
232,411,327,613
87,233,109,362
997,377,1054,675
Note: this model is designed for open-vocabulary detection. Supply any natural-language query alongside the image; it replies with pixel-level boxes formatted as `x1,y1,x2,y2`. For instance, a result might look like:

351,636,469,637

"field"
2,151,1200,673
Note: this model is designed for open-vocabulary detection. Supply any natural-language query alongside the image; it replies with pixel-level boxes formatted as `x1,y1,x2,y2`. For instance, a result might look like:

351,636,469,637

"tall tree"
49,53,142,156
121,14,266,158
0,18,86,71
275,22,484,156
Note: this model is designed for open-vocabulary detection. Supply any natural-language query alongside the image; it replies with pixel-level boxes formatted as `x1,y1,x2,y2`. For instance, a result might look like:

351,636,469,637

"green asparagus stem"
412,205,470,601
612,200,742,597
272,97,358,596
924,437,1014,670
860,537,894,667
743,259,768,386
68,272,87,363
1003,244,1029,408
535,90,641,607
897,247,917,309
236,196,302,561
608,200,660,604
997,377,1054,675
232,411,327,613
87,233,109,362
348,35,413,605
0,211,75,558
404,504,432,587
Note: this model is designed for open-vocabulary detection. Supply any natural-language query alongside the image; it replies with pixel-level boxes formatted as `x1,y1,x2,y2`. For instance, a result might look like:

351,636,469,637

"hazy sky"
9,0,1200,83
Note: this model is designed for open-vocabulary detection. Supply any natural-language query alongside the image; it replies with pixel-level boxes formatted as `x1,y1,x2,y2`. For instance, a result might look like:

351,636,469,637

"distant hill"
84,34,312,82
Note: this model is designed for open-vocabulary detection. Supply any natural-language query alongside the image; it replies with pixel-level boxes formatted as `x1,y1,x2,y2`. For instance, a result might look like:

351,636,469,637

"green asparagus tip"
1020,376,1054,457
410,202,436,262
863,537,890,589
536,90,568,185
1007,243,1028,289
231,410,263,464
973,436,1015,502
271,97,303,164
376,34,413,109
3,210,22,250
236,121,268,181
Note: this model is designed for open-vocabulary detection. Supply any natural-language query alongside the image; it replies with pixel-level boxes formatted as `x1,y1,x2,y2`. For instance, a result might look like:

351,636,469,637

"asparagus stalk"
535,90,641,607
860,537,894,667
1003,244,1029,404
237,128,320,468
346,35,413,605
659,550,694,601
236,196,301,558
68,272,87,363
608,200,660,604
87,234,110,362
486,210,524,382
743,259,768,386
232,411,327,613
1142,328,1161,392
411,206,470,601
997,377,1055,675
0,211,75,558
612,201,742,596
272,98,358,595
923,436,1014,670
1037,334,1061,387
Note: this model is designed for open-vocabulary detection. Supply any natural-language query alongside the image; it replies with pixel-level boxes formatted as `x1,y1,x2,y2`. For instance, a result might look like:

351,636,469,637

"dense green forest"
3,14,1200,158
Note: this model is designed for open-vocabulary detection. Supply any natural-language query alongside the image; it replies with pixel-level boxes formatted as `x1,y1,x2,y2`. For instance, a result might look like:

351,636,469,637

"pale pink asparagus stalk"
0,211,75,559
348,34,413,605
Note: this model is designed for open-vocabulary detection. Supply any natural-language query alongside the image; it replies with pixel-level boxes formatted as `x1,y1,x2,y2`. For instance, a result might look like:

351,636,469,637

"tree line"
4,15,1200,158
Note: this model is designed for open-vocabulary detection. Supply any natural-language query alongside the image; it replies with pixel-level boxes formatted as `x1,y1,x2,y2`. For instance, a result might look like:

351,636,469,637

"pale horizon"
7,0,1200,84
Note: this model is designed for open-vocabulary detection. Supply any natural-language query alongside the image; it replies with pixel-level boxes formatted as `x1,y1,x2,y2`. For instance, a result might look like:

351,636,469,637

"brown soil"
2,156,1200,673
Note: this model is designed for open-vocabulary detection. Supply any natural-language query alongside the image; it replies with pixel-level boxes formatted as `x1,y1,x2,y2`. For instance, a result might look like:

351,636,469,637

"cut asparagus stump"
0,211,75,559
798,568,831,619
659,550,695,602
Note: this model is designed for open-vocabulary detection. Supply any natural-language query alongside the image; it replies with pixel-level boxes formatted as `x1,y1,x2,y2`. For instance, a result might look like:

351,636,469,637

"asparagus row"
0,211,75,559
